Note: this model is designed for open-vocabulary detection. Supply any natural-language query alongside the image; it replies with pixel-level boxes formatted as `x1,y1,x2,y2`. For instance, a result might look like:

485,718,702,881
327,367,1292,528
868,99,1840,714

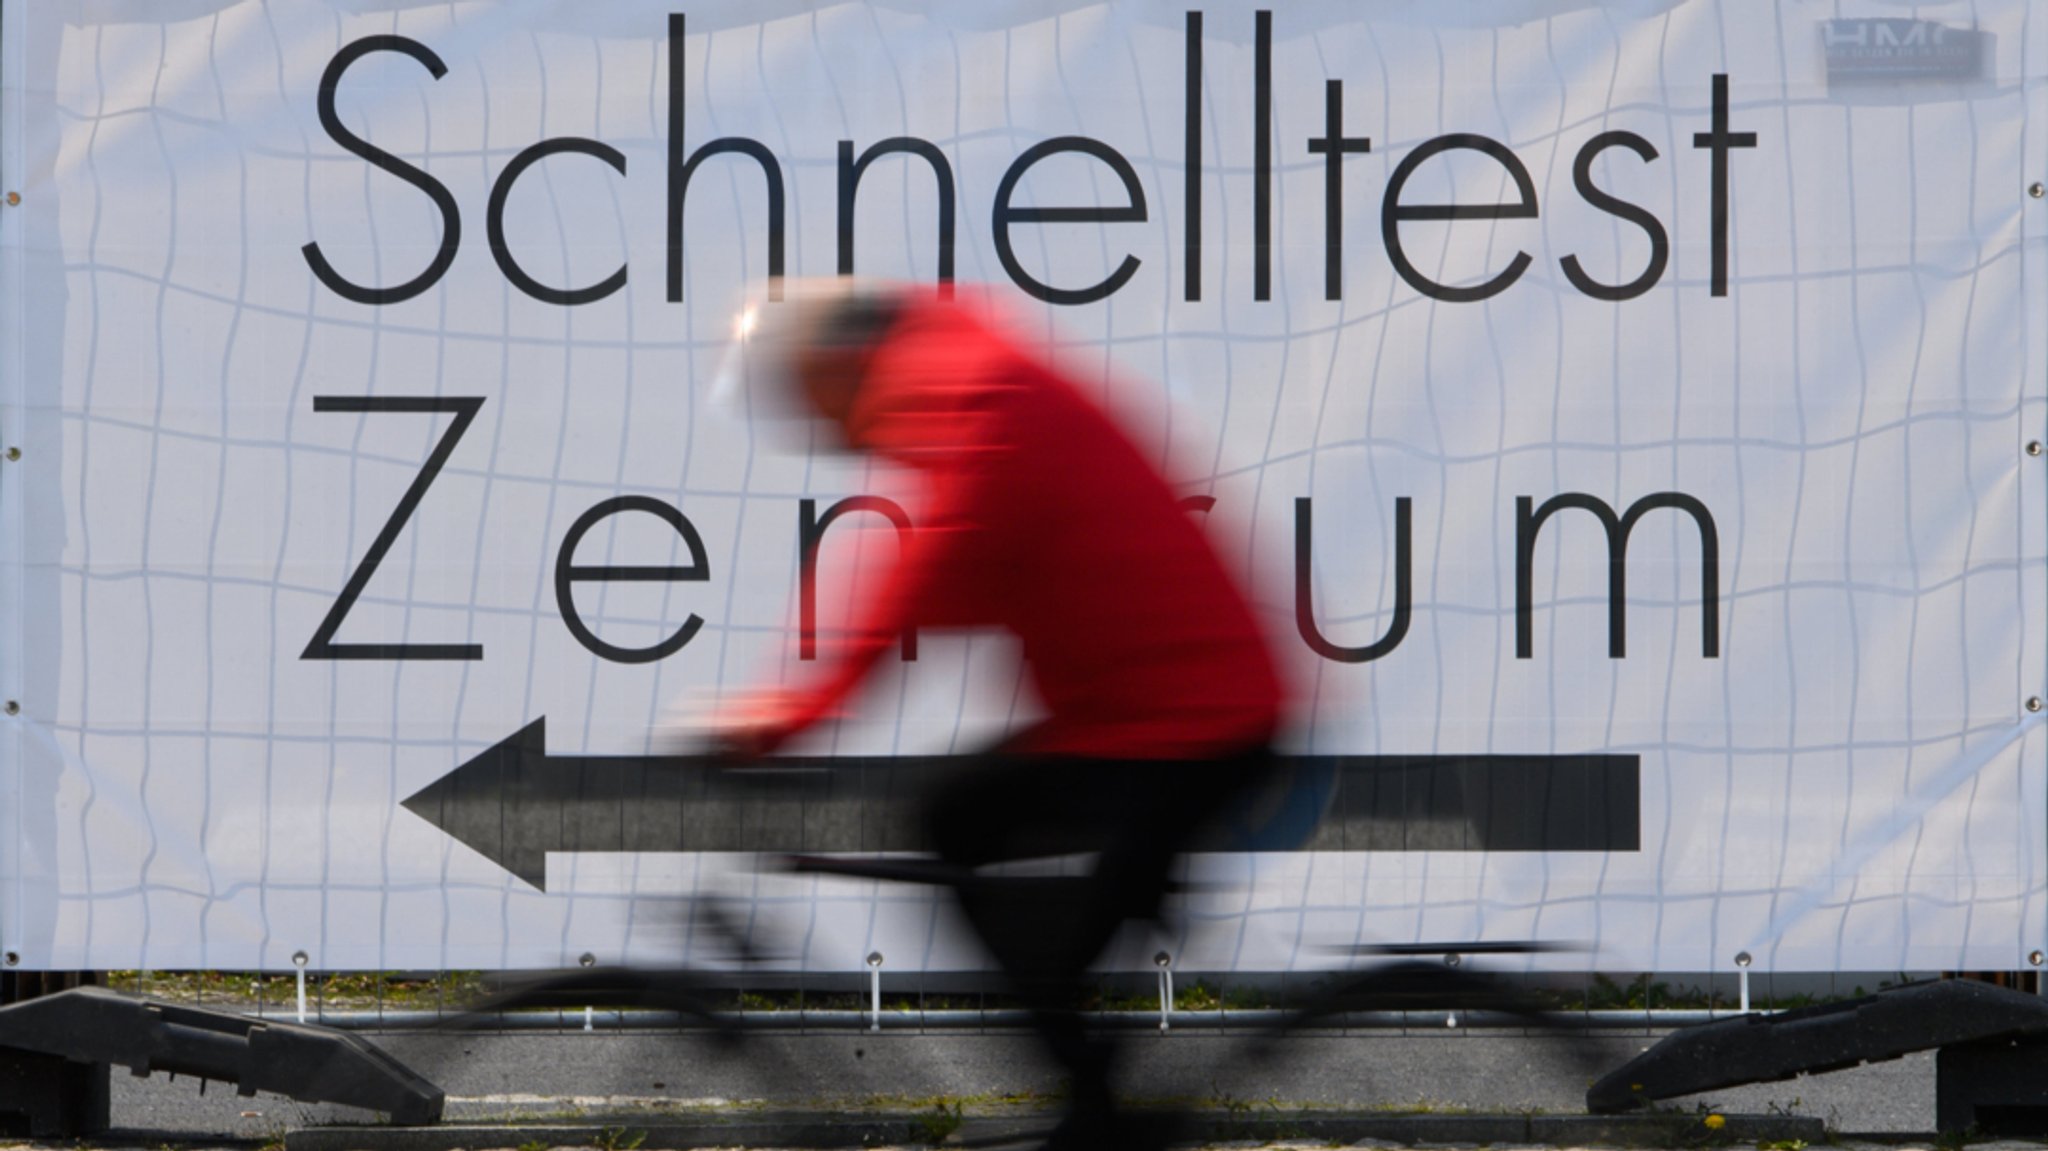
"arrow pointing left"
402,719,1641,890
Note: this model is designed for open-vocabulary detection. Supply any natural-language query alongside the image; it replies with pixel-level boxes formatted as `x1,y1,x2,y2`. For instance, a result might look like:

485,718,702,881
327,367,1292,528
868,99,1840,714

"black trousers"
921,745,1275,1131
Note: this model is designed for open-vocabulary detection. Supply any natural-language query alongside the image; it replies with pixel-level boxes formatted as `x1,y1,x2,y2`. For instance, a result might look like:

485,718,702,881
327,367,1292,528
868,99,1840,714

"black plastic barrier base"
0,986,442,1135
1936,1036,2048,1136
0,1047,110,1137
1588,978,2048,1132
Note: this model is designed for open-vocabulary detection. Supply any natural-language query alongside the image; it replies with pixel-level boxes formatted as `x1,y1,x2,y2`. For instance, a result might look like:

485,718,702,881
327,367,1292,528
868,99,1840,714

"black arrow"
402,717,1641,891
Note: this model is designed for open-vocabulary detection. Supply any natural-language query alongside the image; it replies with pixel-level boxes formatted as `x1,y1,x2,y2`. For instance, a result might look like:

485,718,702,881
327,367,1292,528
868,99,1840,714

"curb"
286,1110,1830,1150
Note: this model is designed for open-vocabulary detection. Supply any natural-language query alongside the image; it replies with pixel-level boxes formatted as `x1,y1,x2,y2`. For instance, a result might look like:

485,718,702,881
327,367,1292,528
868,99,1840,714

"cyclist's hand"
696,689,806,763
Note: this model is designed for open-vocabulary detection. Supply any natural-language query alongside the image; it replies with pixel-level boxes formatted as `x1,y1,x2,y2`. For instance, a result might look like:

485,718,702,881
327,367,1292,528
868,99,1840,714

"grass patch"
95,969,1925,1018
104,970,489,1011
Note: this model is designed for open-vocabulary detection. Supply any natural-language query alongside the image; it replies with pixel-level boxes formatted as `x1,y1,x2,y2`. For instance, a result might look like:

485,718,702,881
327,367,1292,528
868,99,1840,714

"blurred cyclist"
707,280,1289,1151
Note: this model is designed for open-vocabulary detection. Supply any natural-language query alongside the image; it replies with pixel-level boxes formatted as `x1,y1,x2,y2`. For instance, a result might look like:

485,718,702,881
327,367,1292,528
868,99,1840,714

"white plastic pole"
1155,951,1173,1032
867,952,884,1032
580,952,597,1030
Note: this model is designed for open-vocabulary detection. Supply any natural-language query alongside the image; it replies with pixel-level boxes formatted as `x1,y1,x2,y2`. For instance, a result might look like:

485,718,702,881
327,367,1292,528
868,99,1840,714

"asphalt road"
110,1027,1936,1141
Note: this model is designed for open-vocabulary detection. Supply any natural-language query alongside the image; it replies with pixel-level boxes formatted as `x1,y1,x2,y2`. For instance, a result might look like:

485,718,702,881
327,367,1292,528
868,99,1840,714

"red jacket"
776,298,1285,759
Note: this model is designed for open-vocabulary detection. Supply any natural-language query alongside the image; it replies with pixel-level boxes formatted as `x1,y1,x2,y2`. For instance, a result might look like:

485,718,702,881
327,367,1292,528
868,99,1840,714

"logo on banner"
1822,19,1986,84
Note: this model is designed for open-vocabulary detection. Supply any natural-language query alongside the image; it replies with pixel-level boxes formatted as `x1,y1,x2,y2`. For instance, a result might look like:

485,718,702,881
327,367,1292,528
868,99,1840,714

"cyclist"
709,280,1290,1150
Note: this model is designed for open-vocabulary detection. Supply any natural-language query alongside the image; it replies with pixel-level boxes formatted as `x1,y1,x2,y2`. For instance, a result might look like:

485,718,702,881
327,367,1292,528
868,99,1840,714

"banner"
2,0,2044,973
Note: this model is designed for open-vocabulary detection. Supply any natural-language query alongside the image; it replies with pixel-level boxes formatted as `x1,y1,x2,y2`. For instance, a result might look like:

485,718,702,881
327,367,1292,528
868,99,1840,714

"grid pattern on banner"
1,0,2041,974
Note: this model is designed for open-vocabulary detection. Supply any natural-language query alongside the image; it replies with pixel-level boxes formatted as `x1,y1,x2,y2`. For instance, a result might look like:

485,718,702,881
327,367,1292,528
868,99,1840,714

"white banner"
1,0,2044,974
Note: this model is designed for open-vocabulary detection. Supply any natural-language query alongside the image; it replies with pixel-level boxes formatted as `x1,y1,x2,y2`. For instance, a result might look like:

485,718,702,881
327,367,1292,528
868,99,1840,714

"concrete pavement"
107,1027,1937,1141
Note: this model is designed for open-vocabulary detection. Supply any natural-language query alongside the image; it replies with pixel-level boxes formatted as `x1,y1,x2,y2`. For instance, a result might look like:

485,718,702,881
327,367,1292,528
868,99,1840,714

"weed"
1211,1092,1253,1117
851,1089,1058,1115
1360,1098,1469,1116
592,1127,645,1151
517,1141,551,1151
1764,1097,1804,1116
254,1122,289,1151
913,1101,964,1144
1932,1126,1981,1151
1757,1140,1808,1151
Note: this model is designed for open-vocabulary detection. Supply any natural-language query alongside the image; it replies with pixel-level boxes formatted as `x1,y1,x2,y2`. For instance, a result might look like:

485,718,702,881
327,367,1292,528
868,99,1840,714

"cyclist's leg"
1056,751,1277,967
922,756,1131,1137
922,752,1265,1147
